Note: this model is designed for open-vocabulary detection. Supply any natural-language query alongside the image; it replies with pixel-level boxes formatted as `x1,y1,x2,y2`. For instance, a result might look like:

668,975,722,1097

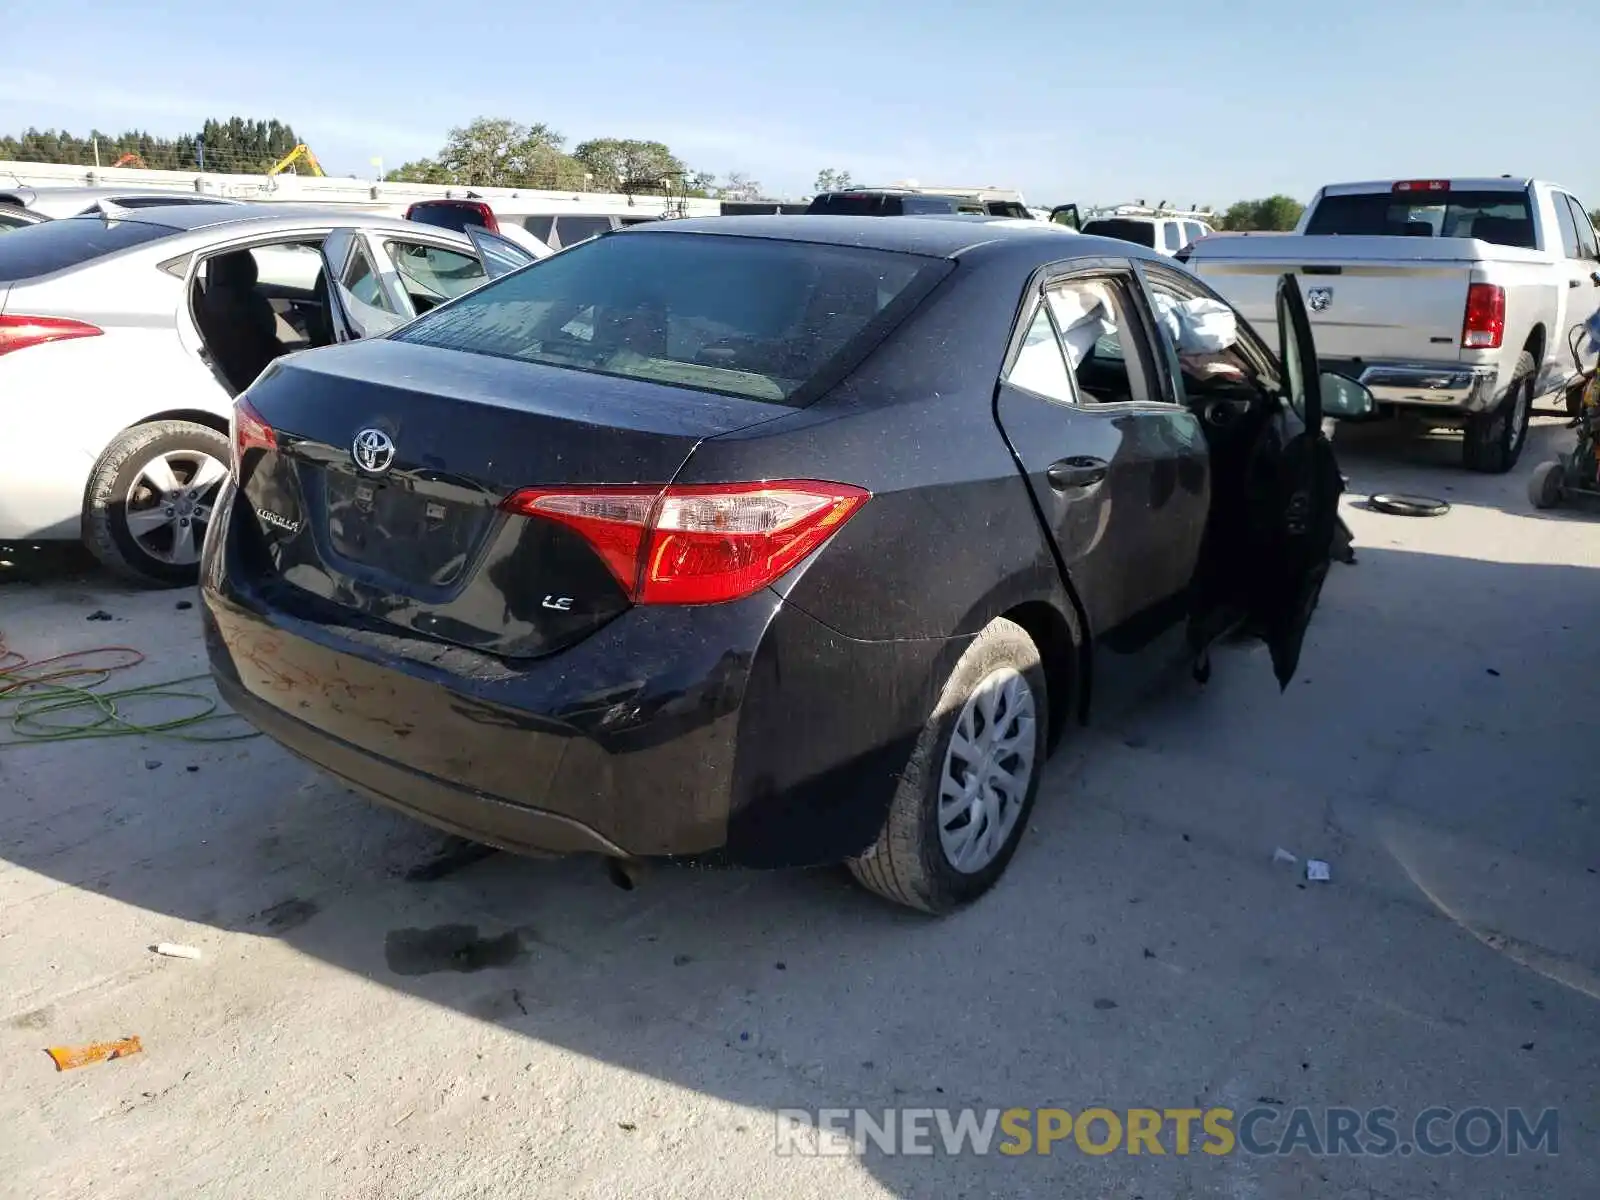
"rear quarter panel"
6,252,229,455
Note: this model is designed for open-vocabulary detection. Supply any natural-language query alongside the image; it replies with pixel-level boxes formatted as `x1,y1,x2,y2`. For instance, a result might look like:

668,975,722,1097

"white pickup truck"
1181,178,1600,472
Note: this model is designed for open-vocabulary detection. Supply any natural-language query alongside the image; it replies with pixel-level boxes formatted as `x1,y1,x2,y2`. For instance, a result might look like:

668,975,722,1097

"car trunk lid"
235,338,786,658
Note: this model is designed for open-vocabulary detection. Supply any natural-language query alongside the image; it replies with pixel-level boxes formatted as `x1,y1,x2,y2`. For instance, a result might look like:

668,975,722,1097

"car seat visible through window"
195,250,283,393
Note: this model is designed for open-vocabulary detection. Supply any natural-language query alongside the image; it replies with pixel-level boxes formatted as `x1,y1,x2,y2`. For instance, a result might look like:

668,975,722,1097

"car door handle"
1046,457,1109,490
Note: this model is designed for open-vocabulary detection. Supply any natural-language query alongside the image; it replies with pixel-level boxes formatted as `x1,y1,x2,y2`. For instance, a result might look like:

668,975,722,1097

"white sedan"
0,203,537,583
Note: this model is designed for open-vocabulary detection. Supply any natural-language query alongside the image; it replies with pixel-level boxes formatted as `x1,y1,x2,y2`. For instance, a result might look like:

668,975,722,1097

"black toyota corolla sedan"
202,215,1372,913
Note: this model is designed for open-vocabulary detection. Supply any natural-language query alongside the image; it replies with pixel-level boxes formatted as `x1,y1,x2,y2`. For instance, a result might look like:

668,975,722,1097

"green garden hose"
0,632,259,746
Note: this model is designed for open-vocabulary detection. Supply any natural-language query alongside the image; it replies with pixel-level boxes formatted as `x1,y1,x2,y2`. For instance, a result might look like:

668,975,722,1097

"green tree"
385,158,453,185
814,167,853,193
429,117,581,188
1590,208,1600,229
573,137,690,192
0,118,297,173
1219,194,1305,231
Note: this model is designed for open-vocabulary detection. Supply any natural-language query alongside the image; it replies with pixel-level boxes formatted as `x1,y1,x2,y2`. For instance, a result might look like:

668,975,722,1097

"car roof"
628,214,1151,262
53,203,456,237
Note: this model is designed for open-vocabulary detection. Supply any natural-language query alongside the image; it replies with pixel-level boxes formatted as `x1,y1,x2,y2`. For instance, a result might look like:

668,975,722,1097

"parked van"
404,194,720,253
807,184,1034,219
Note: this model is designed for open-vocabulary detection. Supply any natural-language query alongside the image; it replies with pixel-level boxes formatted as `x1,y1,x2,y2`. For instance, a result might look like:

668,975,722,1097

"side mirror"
1318,371,1376,420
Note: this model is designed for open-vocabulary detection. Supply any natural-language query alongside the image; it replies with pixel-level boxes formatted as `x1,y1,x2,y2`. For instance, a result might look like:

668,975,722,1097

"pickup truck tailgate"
1186,235,1485,361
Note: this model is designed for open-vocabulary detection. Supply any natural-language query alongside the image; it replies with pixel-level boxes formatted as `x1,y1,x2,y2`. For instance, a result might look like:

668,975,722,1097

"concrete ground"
1,416,1597,1199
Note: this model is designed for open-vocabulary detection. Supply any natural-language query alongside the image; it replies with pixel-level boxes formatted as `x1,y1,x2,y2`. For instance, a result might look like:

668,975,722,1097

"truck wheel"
1528,460,1565,510
82,420,231,587
847,617,1049,915
1462,351,1534,474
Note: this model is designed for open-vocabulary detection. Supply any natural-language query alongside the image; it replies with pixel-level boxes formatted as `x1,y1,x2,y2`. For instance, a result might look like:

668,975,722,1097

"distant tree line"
0,118,303,174
1214,195,1305,231
384,117,765,199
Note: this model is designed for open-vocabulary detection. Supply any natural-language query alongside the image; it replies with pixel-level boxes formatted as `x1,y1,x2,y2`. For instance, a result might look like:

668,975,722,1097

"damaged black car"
201,215,1371,913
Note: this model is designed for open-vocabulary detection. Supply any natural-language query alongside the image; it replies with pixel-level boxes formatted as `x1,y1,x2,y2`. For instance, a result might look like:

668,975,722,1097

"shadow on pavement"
0,541,103,588
3,544,1598,1197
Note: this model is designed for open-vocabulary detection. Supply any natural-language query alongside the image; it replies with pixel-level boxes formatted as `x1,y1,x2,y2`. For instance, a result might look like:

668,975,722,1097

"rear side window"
1552,198,1582,258
1562,195,1598,260
395,231,953,405
1304,191,1537,247
551,216,613,248
522,215,555,242
0,216,171,282
1081,219,1157,248
1162,223,1182,251
1182,220,1206,245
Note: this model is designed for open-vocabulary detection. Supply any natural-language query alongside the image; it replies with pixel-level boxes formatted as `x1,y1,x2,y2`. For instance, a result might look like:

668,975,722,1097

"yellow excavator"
266,144,325,178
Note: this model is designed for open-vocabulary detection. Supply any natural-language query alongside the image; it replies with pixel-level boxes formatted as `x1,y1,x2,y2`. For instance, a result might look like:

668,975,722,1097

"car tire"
847,617,1049,915
1528,460,1565,510
1462,351,1534,474
82,420,231,588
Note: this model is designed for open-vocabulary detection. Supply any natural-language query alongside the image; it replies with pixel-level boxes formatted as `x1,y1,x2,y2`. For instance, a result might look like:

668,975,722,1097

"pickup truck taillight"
1462,284,1505,350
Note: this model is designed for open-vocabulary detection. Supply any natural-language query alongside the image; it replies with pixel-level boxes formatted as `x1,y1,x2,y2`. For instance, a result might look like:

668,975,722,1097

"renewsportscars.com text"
775,1106,1559,1158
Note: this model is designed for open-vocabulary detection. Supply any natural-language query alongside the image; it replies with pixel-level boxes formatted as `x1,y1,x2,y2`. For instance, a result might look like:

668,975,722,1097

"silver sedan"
0,203,538,583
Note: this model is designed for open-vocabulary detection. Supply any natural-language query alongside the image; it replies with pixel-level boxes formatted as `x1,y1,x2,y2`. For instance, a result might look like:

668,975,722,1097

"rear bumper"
201,485,953,867
1323,358,1499,415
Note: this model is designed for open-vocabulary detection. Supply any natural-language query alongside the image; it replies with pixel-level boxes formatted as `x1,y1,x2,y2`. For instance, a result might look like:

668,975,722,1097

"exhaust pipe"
604,857,646,891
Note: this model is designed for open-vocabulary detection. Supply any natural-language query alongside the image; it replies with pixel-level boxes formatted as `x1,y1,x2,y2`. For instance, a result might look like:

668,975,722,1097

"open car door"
1250,273,1373,688
469,224,547,270
318,228,416,342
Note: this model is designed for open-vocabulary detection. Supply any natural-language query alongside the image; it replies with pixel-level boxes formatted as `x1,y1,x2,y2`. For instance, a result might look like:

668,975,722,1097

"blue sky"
0,0,1592,209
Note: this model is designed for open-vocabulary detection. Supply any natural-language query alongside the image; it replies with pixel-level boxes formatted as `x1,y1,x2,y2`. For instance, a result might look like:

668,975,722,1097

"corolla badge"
352,428,396,474
1307,287,1334,313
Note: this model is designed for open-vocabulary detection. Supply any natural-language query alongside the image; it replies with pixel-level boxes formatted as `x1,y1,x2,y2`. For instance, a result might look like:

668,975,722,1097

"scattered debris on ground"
152,943,202,960
46,1036,144,1072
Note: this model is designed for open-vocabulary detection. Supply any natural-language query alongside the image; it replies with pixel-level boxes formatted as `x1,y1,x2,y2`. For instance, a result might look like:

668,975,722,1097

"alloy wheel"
937,667,1038,874
122,449,229,567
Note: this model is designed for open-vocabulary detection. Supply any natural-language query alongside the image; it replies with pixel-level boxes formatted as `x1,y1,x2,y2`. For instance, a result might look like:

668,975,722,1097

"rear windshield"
0,216,172,282
1304,190,1537,247
408,204,490,234
1081,219,1157,248
807,193,893,216
985,202,1031,219
394,230,952,405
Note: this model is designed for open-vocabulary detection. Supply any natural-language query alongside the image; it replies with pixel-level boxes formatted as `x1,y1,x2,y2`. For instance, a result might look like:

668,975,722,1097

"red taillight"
1462,283,1505,350
230,397,276,479
0,314,103,357
501,480,871,605
1393,179,1450,194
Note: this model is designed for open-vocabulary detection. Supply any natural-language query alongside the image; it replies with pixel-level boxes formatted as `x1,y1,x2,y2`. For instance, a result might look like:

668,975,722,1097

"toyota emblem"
1307,287,1334,313
352,428,396,474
